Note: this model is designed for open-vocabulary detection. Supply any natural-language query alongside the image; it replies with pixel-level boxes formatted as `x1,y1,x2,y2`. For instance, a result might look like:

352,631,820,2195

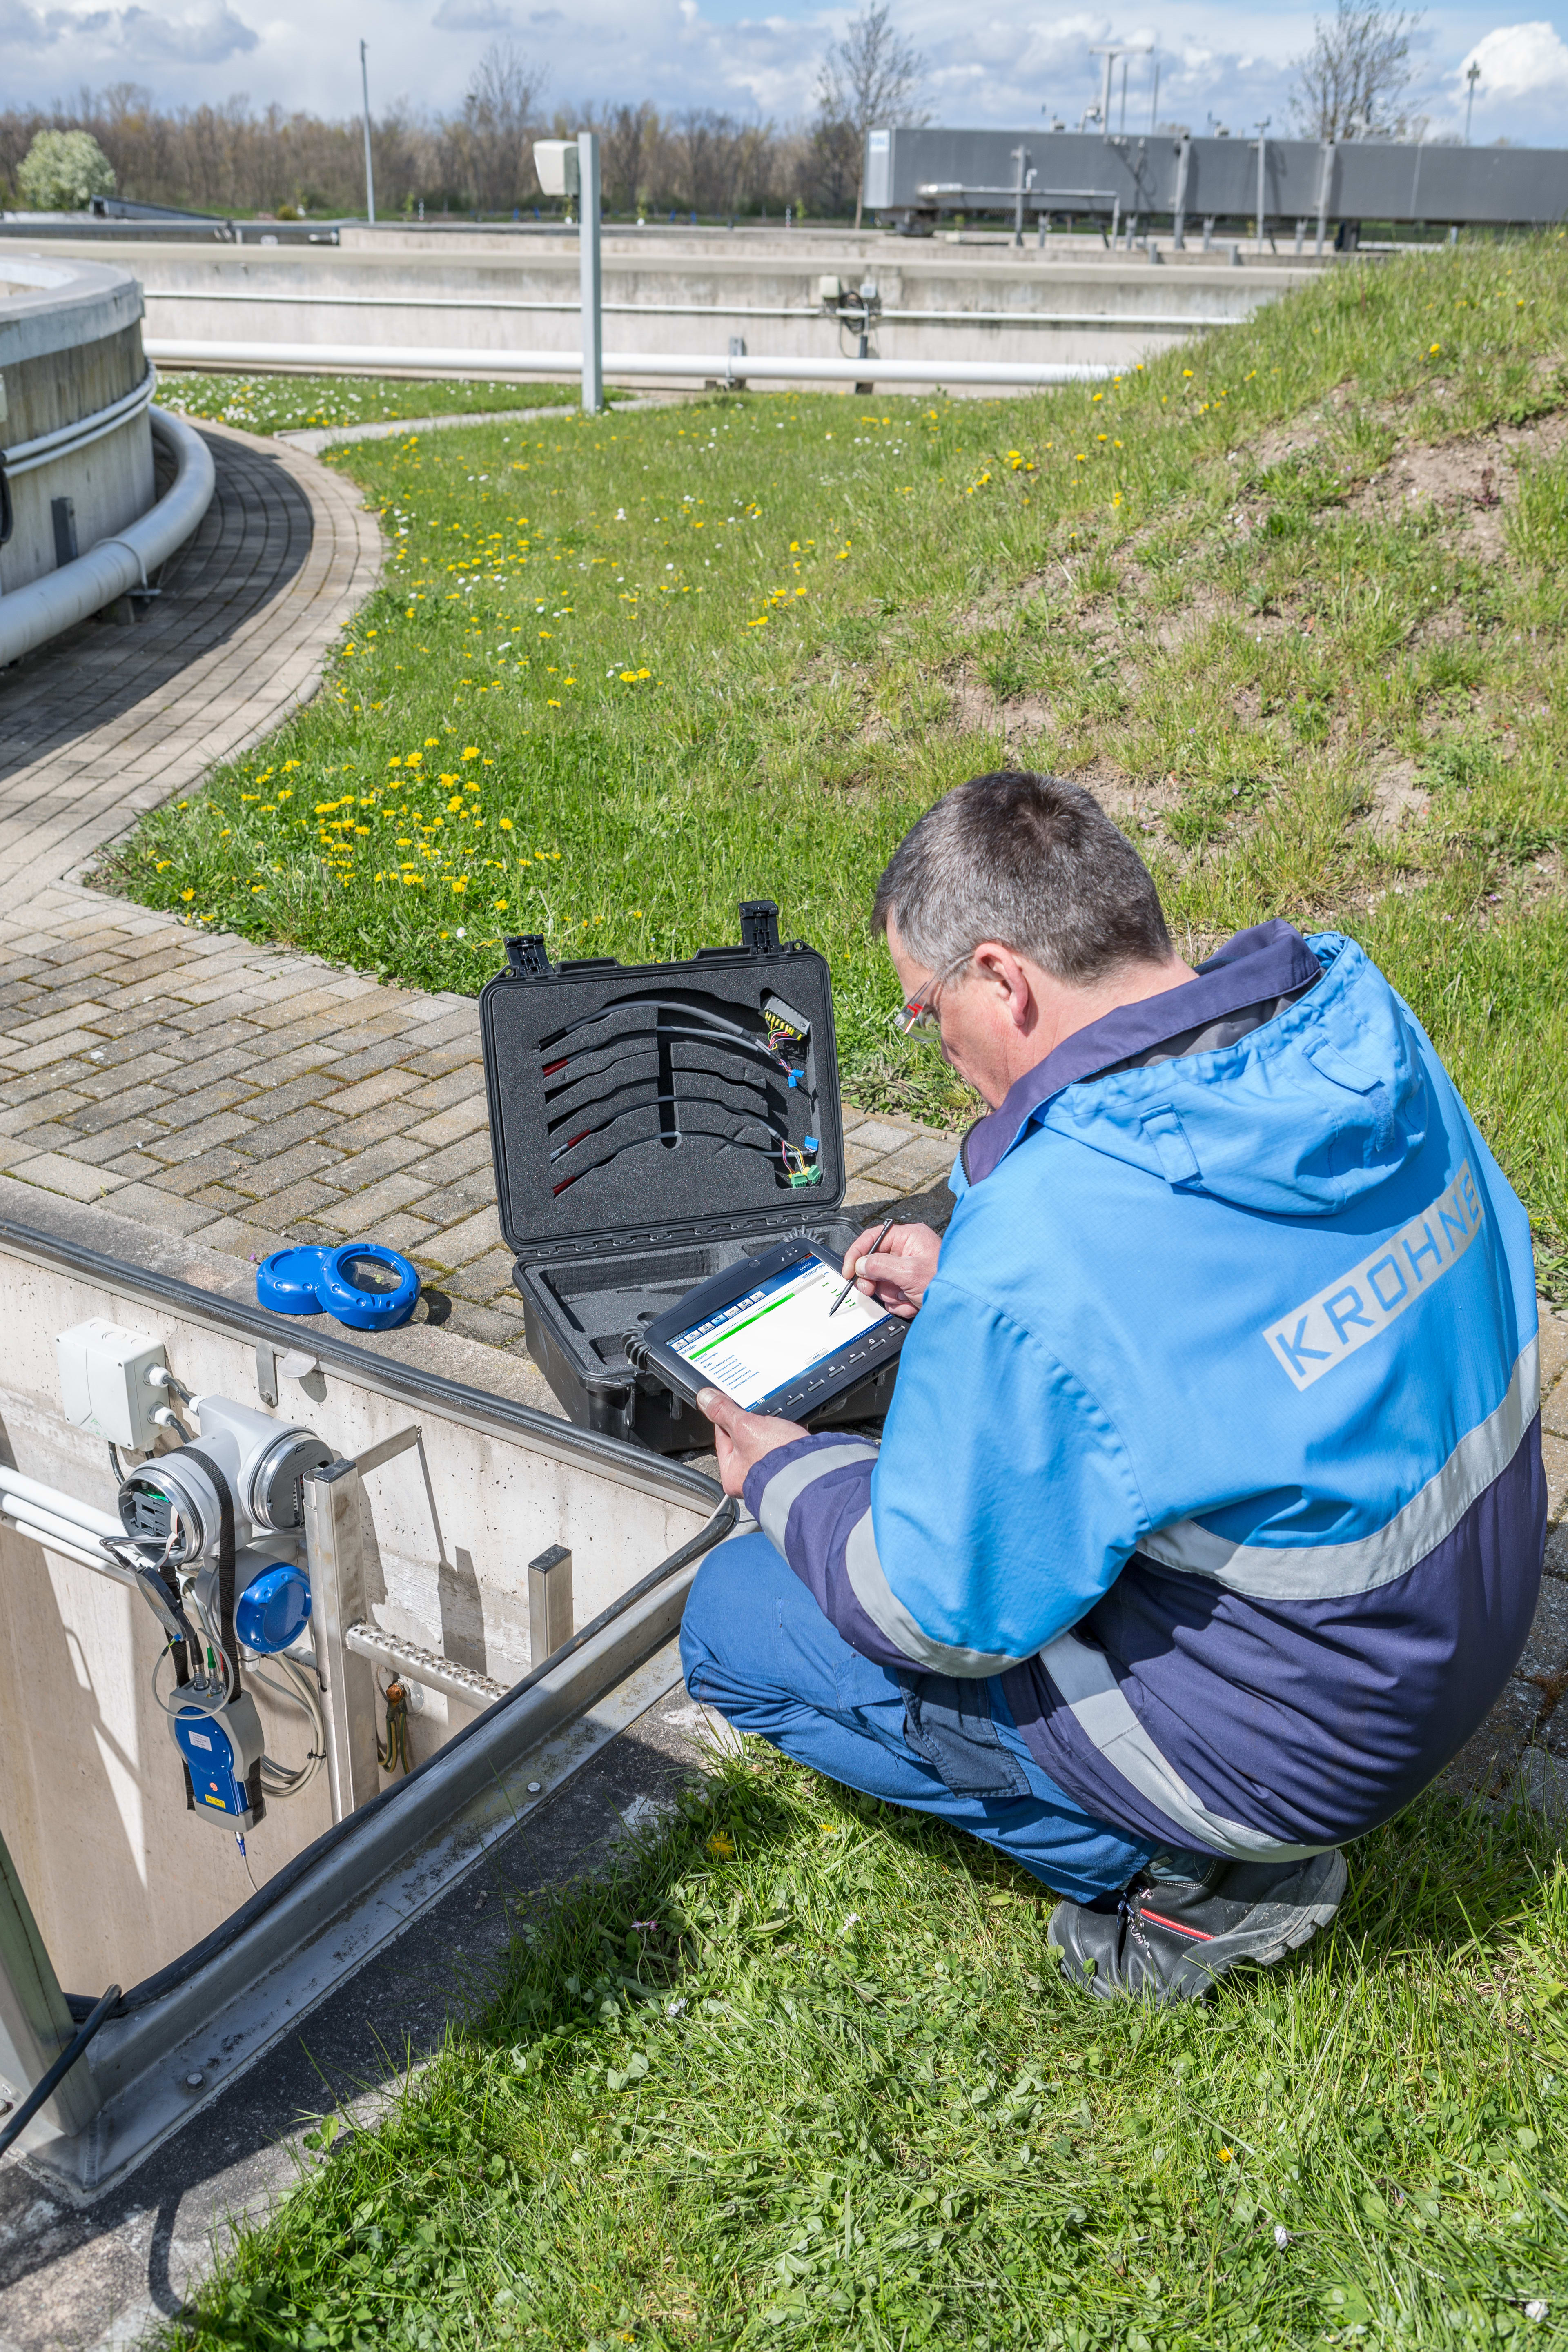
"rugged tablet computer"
638,1234,907,1423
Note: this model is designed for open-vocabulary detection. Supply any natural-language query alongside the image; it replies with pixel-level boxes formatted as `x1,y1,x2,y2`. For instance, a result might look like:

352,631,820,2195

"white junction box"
56,1319,168,1450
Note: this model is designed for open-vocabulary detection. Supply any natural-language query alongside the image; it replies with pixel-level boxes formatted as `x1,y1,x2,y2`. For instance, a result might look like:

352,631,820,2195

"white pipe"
0,1469,124,1541
3,362,157,478
145,337,1117,388
142,288,1200,330
0,406,215,667
0,1508,132,1582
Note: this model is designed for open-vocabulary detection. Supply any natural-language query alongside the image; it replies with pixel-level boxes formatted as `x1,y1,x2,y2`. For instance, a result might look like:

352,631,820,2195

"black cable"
0,1983,121,2160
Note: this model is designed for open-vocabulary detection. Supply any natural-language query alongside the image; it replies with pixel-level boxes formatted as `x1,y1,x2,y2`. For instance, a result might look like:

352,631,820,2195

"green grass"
155,372,592,436
173,1745,1568,2351
113,238,1568,1259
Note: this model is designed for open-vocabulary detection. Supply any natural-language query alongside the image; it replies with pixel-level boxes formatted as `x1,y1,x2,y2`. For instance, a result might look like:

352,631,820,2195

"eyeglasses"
893,955,971,1040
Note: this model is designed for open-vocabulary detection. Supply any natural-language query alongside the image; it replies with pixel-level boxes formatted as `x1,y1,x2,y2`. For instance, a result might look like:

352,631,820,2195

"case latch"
505,934,552,978
738,900,780,955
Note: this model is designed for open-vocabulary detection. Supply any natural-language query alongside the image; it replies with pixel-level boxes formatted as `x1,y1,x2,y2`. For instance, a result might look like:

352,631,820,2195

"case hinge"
738,900,780,955
506,934,552,978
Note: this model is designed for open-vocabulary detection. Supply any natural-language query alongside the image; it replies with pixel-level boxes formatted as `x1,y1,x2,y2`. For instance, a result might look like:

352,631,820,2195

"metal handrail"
0,406,214,666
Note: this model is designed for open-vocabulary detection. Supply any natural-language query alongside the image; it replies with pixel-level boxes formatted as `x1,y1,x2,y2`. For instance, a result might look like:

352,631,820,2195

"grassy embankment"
138,252,1568,2350
176,1751,1566,2351
117,241,1568,1274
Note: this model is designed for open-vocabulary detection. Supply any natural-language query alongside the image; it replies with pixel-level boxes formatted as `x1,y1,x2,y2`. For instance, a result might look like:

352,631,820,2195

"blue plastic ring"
256,1245,330,1317
313,1243,421,1332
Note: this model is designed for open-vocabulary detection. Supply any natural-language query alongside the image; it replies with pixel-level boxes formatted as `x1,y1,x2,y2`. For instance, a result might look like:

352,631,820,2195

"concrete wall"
33,229,1311,387
0,1244,712,1994
0,255,154,595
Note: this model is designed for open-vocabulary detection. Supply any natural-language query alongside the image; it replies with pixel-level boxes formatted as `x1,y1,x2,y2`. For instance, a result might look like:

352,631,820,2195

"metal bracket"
529,1543,574,1664
344,1619,506,1708
303,1461,381,1822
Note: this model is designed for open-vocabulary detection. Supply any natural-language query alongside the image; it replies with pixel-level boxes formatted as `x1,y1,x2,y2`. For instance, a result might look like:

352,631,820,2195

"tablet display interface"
670,1253,895,1410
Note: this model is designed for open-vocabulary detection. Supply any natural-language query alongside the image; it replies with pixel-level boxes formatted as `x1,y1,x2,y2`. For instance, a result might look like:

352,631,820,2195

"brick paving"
0,413,1564,1800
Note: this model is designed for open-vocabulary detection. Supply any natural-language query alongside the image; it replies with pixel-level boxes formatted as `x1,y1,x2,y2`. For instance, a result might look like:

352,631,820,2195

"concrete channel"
9,223,1321,390
0,1209,735,2225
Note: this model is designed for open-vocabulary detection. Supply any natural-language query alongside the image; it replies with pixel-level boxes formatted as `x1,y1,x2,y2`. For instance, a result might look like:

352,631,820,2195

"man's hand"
698,1388,807,1498
841,1220,942,1320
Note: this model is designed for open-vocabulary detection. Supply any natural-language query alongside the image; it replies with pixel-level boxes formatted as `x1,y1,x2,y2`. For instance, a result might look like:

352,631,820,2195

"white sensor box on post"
532,138,580,198
56,1320,168,1450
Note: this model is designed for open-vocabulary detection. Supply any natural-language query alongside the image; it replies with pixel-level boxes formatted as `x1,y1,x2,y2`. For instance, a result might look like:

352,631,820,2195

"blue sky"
5,0,1568,147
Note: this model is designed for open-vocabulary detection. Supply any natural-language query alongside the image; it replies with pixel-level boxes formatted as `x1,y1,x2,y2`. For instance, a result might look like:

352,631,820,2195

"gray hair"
872,770,1172,984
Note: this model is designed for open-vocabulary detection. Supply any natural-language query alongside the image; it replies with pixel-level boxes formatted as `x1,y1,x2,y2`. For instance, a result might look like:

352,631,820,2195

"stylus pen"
827,1217,897,1317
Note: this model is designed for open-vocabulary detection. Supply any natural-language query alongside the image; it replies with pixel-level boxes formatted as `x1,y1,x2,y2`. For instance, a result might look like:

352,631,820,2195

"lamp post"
359,40,375,226
578,130,603,415
1254,116,1271,254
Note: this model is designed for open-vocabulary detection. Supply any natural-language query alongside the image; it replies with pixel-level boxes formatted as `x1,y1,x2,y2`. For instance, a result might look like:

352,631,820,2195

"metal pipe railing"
0,406,214,668
145,336,1117,388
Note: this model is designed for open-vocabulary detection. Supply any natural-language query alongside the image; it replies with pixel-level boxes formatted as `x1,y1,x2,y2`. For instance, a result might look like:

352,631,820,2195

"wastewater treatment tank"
0,1217,731,2197
0,254,154,591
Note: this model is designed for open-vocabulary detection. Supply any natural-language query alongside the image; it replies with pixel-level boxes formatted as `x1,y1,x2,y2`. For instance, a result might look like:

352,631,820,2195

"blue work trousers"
680,1531,1165,1904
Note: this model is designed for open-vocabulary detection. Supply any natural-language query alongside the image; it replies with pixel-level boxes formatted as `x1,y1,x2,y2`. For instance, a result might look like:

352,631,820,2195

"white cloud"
0,0,256,56
431,0,513,27
1457,19,1568,104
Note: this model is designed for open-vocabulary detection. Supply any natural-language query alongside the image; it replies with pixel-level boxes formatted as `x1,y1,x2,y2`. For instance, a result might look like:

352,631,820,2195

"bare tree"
1289,0,1422,140
449,40,543,214
814,0,927,225
597,100,657,215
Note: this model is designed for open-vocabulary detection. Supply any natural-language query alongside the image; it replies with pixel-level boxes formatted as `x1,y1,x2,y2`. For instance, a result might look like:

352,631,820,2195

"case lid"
479,902,848,1265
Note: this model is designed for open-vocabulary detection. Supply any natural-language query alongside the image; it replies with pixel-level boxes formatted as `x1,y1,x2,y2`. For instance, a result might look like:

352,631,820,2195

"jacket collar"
962,919,1323,1187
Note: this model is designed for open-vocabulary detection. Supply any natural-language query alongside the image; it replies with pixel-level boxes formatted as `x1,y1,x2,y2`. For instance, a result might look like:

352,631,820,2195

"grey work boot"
1048,1849,1348,2005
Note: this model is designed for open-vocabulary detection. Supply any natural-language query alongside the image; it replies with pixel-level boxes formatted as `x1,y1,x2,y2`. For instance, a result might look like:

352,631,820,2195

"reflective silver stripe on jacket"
844,1511,1024,1678
1140,1335,1539,1601
757,1442,878,1555
1038,1630,1337,1860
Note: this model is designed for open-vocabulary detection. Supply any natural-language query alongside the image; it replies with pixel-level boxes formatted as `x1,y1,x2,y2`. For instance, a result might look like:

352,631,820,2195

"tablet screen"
670,1252,895,1409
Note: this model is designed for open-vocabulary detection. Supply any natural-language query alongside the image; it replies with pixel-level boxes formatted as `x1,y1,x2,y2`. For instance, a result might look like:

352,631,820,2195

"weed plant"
174,1747,1567,2350
111,238,1568,1260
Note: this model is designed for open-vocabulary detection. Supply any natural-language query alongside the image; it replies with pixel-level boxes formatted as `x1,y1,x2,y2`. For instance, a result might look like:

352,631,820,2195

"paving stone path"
0,414,1563,1807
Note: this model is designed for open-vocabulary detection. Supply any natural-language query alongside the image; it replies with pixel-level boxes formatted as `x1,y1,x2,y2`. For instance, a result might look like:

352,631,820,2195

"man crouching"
682,769,1543,2002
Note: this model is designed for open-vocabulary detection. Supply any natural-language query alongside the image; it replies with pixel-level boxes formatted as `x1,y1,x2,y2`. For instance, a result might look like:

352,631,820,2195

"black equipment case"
479,900,905,1453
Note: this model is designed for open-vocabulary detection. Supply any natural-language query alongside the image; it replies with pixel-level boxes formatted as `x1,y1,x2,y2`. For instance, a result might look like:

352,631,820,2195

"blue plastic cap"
257,1242,419,1332
235,1563,312,1655
802,1134,820,1152
256,1246,330,1317
314,1243,421,1332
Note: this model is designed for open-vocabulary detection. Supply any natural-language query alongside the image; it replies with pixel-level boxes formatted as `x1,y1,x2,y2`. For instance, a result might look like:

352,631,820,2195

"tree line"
0,7,928,223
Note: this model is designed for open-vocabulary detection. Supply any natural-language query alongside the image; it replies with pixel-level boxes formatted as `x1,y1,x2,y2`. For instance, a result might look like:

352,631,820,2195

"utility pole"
578,129,603,415
1149,61,1160,135
1464,60,1481,145
359,39,376,226
1254,117,1270,254
1089,42,1151,140
1089,42,1153,145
